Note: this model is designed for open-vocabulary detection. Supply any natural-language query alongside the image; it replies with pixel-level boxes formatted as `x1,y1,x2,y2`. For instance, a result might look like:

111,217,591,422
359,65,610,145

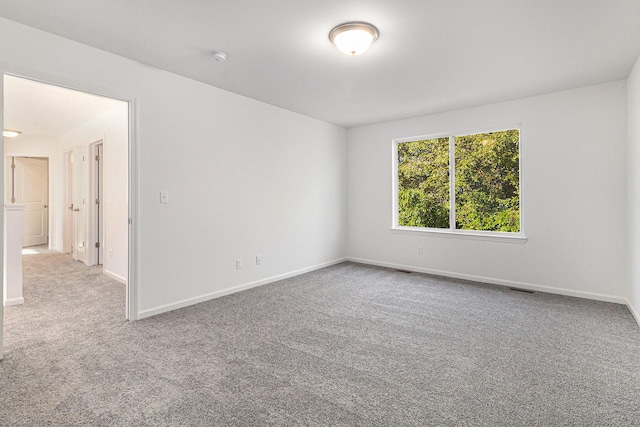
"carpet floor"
1,253,639,426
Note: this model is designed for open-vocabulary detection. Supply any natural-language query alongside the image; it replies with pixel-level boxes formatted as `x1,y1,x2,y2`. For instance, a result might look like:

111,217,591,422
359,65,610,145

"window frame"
392,125,526,243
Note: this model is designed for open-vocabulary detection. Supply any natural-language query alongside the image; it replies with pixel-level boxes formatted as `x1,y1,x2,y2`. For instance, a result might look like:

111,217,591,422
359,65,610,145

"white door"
13,157,49,247
74,148,87,262
63,151,74,254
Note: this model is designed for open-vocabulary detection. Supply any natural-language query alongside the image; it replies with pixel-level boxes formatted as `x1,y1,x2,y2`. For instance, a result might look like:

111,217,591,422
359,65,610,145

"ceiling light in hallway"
3,129,21,138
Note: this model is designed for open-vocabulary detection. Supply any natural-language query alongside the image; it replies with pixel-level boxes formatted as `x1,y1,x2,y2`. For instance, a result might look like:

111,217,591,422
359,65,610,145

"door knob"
44,205,48,208
73,208,80,212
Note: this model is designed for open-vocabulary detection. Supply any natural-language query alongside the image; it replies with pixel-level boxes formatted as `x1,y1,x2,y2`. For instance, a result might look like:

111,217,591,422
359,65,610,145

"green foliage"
455,130,520,232
397,130,520,232
397,138,450,228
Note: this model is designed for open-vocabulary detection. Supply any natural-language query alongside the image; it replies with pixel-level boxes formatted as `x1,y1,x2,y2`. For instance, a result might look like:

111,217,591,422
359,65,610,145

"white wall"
57,103,128,282
4,138,55,156
627,54,640,323
0,18,348,318
348,81,628,302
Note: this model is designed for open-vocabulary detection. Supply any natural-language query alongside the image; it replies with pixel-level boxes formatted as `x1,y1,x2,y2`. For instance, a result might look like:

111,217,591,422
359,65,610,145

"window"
394,128,521,237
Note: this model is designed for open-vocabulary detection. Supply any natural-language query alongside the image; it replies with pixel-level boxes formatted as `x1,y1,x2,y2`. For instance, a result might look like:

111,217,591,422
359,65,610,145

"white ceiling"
1,0,639,128
3,75,123,143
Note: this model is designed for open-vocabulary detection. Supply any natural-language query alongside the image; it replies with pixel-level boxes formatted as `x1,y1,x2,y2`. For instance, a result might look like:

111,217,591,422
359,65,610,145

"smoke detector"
211,51,227,62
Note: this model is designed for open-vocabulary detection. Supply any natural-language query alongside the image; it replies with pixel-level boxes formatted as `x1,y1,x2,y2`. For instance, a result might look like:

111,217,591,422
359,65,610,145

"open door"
74,147,87,263
63,151,74,254
88,141,104,266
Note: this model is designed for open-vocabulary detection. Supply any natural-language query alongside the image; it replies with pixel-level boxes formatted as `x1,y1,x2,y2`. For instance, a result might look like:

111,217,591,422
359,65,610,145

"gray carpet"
1,253,639,426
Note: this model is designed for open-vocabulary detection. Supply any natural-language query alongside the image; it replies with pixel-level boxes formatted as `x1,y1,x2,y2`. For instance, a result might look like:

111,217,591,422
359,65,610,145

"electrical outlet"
417,247,424,255
256,255,262,265
236,259,243,270
109,249,113,259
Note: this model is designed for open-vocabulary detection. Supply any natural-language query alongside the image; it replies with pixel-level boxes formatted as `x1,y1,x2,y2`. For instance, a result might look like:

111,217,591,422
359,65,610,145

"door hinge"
96,199,100,205
95,242,101,248
11,163,15,169
95,155,100,161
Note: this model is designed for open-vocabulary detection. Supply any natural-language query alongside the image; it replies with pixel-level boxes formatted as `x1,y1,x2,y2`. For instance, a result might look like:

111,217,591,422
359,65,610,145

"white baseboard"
138,257,347,320
104,269,127,285
4,297,24,307
347,257,628,305
627,300,640,328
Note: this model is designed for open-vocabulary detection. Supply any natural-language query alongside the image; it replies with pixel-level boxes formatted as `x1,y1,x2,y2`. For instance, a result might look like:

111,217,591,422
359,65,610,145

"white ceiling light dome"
3,129,21,138
329,22,379,56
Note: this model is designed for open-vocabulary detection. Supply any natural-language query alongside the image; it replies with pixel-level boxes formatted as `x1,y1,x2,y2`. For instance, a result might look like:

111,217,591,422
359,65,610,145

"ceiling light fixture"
3,129,21,138
329,22,379,56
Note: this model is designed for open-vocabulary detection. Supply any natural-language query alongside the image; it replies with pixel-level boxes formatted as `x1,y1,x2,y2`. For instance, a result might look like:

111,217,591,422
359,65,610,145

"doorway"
1,73,137,359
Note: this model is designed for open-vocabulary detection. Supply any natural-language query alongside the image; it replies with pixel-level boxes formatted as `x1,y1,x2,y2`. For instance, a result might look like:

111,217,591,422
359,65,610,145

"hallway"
3,252,125,354
0,252,127,424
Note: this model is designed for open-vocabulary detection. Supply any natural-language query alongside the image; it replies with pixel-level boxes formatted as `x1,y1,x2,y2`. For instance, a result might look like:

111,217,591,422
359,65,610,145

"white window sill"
391,226,527,243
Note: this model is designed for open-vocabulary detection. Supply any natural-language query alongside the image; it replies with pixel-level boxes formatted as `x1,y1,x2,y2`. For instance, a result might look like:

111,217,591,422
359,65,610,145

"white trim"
138,257,347,320
104,269,127,285
1,73,4,359
347,257,627,305
86,139,104,267
391,141,399,228
391,226,527,243
627,300,640,328
127,97,139,320
519,125,525,236
393,124,524,145
4,297,24,307
448,135,456,228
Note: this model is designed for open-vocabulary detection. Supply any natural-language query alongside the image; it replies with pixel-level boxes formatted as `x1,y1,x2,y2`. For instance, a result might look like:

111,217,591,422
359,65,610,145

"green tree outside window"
397,129,520,233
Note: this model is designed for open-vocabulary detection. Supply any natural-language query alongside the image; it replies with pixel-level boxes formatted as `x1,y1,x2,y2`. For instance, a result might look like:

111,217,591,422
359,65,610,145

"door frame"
0,67,139,361
63,150,74,256
87,140,104,267
1,76,4,357
73,145,88,263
